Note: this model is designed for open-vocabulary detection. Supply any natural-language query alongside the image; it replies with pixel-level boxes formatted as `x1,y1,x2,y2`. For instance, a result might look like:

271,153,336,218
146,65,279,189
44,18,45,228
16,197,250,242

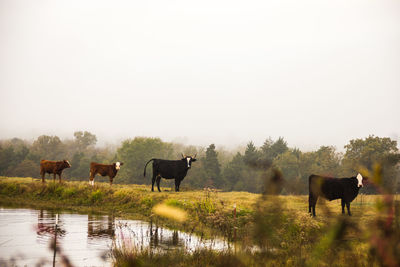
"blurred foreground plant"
152,203,188,223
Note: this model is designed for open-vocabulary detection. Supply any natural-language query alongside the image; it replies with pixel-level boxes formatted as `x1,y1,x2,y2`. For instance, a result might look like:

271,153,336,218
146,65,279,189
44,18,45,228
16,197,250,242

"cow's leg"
346,202,352,216
109,177,113,186
53,173,56,182
41,172,45,183
174,179,181,192
309,193,317,216
151,174,156,192
156,176,161,192
312,198,317,217
310,195,318,217
341,199,345,214
59,173,62,183
89,172,94,186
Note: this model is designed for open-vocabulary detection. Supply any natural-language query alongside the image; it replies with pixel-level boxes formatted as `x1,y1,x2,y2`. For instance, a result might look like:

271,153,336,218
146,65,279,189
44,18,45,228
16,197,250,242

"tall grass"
111,167,398,267
1,175,399,266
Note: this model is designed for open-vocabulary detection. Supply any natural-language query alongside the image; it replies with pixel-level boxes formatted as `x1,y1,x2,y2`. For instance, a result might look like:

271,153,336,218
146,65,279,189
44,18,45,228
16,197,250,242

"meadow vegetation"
1,176,399,266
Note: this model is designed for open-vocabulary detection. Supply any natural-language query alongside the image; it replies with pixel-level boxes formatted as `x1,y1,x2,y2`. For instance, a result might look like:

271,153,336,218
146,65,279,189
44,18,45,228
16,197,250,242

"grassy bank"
1,177,398,266
0,176,257,238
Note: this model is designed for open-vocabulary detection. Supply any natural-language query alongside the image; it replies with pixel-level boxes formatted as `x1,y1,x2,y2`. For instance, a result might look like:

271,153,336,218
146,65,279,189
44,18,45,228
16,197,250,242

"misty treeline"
0,131,399,194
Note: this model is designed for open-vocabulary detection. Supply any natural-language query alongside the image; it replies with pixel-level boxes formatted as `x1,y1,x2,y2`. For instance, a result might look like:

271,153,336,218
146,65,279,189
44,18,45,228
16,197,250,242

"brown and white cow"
89,162,123,186
40,159,71,183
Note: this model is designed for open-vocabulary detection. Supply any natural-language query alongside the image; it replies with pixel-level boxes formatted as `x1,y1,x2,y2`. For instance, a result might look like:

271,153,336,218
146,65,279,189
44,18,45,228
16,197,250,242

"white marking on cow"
356,173,363,187
186,158,191,168
115,162,121,170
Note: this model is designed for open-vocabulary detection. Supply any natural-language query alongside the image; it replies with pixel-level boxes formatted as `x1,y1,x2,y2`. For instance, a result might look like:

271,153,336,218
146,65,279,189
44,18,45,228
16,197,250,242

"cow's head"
63,160,71,168
356,173,363,187
181,154,197,168
114,162,124,170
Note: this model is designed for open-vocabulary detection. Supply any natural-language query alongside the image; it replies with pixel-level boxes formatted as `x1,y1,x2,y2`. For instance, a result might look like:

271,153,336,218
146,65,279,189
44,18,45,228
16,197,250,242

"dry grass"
1,176,398,266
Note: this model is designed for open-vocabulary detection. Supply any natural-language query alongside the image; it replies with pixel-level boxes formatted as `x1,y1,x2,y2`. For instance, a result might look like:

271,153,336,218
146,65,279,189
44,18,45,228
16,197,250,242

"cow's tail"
144,159,155,177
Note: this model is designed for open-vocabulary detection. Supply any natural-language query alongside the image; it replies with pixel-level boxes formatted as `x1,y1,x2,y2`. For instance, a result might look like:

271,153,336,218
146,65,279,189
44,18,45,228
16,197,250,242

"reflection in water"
0,207,228,267
172,230,179,246
149,220,159,248
36,210,65,241
116,218,228,253
88,214,115,239
149,223,180,249
147,220,182,250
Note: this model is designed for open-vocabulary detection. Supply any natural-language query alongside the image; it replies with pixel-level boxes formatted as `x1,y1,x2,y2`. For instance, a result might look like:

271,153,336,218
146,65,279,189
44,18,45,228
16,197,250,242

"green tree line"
0,132,399,194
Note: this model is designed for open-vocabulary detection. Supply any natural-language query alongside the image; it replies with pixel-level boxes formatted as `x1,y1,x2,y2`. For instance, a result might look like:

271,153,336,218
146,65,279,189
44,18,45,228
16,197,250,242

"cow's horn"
193,154,197,159
181,153,185,159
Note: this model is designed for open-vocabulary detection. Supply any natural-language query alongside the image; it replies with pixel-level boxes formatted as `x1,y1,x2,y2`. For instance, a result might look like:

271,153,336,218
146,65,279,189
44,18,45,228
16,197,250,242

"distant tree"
203,144,222,188
262,137,288,159
8,159,38,178
117,137,175,184
14,145,29,164
271,137,289,157
260,138,274,162
186,159,208,189
343,135,398,172
241,142,264,193
243,141,262,166
274,146,342,194
69,152,87,179
311,146,341,176
29,135,65,161
342,135,400,192
0,145,16,175
222,152,246,191
0,140,30,176
274,149,303,194
74,131,97,151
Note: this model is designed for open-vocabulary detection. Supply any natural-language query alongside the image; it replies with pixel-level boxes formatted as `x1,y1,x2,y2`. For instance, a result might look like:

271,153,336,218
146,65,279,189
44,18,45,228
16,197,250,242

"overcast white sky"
0,0,399,150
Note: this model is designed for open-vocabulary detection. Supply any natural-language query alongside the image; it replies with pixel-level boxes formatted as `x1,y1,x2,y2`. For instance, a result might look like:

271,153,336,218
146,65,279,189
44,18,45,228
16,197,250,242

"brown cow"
40,159,71,183
89,162,123,186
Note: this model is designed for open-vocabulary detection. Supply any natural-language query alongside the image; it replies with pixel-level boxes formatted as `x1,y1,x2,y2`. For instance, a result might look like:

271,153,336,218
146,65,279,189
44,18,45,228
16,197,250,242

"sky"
0,0,399,151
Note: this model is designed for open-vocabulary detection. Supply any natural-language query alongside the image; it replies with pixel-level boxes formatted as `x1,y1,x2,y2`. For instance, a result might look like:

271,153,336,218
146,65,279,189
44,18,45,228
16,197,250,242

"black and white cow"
309,173,365,216
143,154,197,192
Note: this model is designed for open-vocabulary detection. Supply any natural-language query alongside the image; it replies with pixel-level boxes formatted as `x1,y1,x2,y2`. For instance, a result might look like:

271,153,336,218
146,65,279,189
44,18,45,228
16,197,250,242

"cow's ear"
120,162,124,166
192,158,197,162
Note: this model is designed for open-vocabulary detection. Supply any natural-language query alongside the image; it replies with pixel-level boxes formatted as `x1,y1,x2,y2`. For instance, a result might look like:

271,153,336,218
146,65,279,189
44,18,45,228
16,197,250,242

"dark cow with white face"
89,162,123,186
40,159,71,183
144,154,197,192
309,173,365,216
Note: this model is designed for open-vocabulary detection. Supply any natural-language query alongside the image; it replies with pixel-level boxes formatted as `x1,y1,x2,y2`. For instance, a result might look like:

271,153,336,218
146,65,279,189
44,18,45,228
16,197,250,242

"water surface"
0,207,227,266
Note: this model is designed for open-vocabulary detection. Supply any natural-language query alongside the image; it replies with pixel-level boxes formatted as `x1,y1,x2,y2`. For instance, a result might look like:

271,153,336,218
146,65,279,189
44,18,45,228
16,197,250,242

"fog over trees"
0,132,399,194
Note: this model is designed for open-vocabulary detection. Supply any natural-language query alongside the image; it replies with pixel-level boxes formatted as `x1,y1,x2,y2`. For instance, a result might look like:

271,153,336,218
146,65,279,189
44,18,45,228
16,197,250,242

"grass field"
0,176,398,266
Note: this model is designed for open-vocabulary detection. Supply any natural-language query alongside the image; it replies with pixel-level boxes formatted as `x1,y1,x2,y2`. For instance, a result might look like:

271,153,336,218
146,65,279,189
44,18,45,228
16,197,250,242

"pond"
0,207,228,267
